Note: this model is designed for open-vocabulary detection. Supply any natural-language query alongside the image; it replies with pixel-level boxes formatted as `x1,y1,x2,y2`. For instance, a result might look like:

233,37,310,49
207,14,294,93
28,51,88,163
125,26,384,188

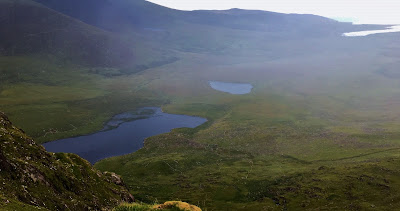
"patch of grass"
0,195,46,211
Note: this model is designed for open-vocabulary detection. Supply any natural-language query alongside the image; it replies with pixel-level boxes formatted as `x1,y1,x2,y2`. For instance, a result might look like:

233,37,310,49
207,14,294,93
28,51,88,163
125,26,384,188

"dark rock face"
0,113,12,172
0,150,11,172
0,111,134,210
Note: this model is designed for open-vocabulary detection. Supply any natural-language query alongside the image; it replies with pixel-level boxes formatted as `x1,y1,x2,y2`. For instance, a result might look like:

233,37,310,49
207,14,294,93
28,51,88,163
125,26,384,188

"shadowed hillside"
32,0,182,31
0,0,176,69
0,0,132,67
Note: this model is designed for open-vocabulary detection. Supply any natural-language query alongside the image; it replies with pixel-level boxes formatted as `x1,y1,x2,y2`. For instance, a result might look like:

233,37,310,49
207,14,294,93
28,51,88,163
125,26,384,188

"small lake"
343,25,400,37
209,81,253,95
43,107,207,164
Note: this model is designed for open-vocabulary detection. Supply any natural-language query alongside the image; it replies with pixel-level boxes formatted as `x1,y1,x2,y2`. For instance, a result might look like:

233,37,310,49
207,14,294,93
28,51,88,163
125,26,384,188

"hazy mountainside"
0,111,134,210
0,0,176,72
185,9,346,35
32,0,377,34
2,0,384,70
2,0,382,72
0,0,133,67
31,0,381,54
32,0,182,31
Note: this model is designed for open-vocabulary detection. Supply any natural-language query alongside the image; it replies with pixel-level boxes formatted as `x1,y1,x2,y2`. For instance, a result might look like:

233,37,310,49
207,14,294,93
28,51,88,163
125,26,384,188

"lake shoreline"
43,107,207,164
209,80,253,95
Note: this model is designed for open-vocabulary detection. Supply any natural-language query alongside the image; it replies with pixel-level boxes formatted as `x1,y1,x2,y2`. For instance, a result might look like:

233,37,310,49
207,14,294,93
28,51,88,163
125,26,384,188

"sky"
146,0,400,24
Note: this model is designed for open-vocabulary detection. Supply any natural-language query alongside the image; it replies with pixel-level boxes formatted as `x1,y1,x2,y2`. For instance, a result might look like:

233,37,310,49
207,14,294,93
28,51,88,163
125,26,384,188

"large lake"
43,107,207,164
209,81,253,95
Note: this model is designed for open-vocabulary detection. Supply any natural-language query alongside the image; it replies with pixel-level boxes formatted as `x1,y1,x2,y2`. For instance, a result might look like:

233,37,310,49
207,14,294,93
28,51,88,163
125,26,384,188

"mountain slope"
0,111,134,210
32,0,182,31
32,0,365,33
0,0,173,68
30,0,384,57
3,0,384,69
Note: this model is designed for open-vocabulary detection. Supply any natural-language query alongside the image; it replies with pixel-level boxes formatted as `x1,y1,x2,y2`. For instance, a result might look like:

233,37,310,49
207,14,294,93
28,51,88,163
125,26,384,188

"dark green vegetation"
2,0,400,210
0,112,134,210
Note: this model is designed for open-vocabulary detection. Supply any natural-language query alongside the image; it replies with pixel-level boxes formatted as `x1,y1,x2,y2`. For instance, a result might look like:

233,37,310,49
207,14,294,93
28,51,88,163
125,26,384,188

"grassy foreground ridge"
0,111,134,210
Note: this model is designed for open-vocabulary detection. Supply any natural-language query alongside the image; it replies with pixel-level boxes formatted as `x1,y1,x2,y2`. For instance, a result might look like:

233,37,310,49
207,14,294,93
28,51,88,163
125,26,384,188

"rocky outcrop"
116,201,202,211
0,111,134,210
154,201,202,211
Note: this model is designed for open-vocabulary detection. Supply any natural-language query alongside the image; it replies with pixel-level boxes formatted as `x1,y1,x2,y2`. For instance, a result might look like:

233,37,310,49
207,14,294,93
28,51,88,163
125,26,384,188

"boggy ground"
2,27,400,210
97,42,400,210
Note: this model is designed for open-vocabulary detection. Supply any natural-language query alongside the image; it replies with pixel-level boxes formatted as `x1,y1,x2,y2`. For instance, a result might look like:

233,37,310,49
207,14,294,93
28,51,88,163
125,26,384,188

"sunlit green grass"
0,194,45,211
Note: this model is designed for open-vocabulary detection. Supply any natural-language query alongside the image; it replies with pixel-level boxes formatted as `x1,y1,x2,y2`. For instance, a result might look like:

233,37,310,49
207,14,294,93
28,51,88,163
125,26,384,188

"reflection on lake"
43,107,207,164
209,81,253,95
343,25,400,37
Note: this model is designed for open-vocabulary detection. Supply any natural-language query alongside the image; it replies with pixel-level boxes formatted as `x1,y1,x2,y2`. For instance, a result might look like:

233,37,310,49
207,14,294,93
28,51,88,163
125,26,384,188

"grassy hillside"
32,0,183,31
1,0,130,67
32,0,383,55
0,0,176,143
0,58,168,143
0,111,134,210
0,0,177,71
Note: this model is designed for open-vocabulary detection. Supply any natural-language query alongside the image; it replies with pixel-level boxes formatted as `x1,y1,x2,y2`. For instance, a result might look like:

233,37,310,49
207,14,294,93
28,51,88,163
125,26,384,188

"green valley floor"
2,35,400,210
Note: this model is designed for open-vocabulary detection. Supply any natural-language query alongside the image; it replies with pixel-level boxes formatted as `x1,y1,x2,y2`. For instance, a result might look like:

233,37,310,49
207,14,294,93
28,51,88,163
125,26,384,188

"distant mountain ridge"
0,0,381,69
32,0,355,33
26,0,384,57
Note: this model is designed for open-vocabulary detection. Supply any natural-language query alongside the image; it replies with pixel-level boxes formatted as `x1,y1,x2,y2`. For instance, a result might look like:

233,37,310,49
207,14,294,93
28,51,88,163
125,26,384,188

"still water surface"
209,81,253,94
43,107,207,164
